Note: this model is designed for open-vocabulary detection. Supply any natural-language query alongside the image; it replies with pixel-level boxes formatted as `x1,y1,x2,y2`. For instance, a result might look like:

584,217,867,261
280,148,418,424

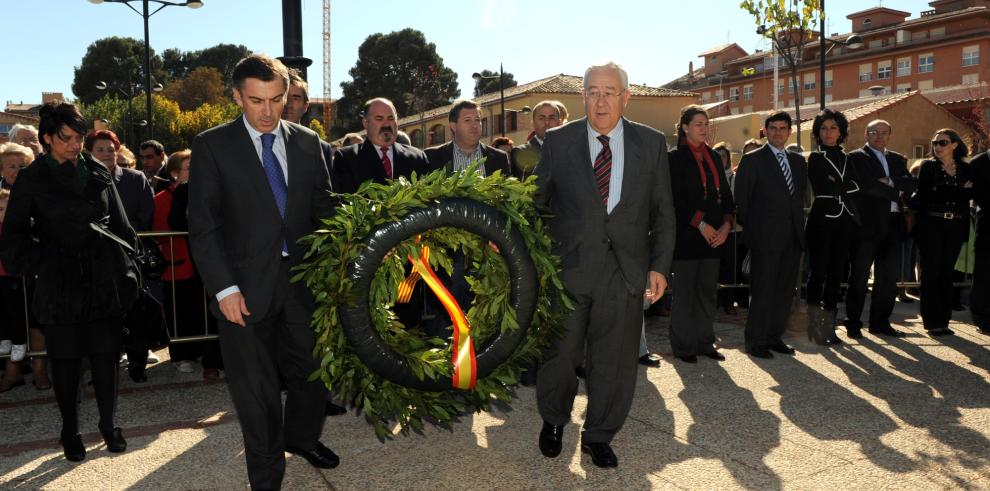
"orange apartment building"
663,0,990,122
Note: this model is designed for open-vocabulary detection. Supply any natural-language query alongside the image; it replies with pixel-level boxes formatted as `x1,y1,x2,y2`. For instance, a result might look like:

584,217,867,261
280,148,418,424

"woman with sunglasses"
911,128,974,337
0,101,140,461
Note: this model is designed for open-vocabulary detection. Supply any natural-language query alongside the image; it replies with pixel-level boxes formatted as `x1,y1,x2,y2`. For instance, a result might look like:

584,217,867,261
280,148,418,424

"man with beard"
330,98,430,194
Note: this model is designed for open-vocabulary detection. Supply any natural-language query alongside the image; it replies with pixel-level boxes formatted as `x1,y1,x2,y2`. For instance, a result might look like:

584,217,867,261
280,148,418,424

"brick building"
663,0,990,122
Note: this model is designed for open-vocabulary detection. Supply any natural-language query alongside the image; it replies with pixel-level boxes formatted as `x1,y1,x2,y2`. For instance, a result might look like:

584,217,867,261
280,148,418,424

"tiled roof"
713,91,917,124
4,104,39,113
0,111,40,124
398,74,695,126
699,43,744,57
919,83,990,105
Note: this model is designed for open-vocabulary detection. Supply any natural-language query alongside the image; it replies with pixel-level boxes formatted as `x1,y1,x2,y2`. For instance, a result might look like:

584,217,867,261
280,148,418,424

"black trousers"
536,254,642,444
0,276,27,344
846,213,907,329
717,232,748,308
670,258,720,357
217,261,328,491
745,243,801,351
971,239,989,330
805,213,854,310
914,216,969,331
165,277,223,369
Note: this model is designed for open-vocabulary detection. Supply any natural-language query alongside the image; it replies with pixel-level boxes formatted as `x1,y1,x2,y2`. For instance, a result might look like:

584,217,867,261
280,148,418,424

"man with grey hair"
534,61,674,468
8,124,42,157
511,100,563,178
845,119,917,338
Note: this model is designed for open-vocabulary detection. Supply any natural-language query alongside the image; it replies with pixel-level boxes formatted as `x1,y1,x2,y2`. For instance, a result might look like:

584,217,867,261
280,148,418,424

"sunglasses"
931,139,952,147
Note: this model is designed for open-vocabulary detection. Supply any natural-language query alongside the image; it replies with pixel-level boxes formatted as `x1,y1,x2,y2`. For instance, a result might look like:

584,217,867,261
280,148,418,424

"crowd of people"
0,53,986,486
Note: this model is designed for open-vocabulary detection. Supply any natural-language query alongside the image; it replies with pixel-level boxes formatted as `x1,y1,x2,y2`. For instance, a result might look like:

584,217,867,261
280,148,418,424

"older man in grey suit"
533,61,675,468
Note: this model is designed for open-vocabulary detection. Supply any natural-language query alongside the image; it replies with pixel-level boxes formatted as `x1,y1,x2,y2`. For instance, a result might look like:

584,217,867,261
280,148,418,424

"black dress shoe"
846,326,863,339
325,401,347,416
539,422,564,458
519,369,537,387
868,326,904,337
128,370,147,383
768,342,795,355
928,327,955,337
749,347,774,359
100,427,127,453
61,433,86,462
703,351,726,361
638,353,662,367
285,442,339,469
676,355,698,364
581,442,618,468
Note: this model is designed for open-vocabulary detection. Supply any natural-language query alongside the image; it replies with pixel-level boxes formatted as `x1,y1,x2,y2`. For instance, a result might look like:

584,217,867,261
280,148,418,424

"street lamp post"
818,0,863,110
473,63,507,137
87,0,203,141
96,74,163,148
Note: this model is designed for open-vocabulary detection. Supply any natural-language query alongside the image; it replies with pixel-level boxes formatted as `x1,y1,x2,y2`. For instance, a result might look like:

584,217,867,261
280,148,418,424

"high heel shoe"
101,427,127,453
61,433,86,462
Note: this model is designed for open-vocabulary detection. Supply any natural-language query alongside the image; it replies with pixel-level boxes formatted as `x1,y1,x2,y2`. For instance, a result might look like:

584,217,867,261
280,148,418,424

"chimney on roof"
41,92,64,104
688,61,694,79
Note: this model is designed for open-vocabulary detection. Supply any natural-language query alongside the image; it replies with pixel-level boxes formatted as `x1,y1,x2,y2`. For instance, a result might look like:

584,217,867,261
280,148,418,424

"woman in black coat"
0,102,139,462
911,128,975,337
805,109,860,345
668,105,734,363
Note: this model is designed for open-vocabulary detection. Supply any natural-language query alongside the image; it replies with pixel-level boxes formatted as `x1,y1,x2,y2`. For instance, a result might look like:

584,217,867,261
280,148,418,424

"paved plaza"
2,300,989,490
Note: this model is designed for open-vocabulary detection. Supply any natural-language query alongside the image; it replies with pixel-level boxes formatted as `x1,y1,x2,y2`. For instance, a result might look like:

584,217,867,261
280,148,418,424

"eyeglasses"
867,130,890,137
15,137,39,145
585,89,625,101
931,139,952,147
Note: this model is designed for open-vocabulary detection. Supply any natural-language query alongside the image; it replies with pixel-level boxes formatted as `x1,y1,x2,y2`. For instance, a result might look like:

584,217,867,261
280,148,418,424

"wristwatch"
697,221,708,232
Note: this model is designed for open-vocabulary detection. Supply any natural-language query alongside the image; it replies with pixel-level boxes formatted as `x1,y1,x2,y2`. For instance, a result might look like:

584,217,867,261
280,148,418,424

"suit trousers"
805,213,854,310
536,254,643,444
218,261,328,491
669,258,720,357
845,213,905,329
970,240,989,330
745,243,801,351
914,217,968,331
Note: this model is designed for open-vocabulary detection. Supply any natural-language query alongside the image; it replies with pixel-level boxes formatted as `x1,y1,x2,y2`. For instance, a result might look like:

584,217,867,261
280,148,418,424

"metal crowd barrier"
0,220,979,361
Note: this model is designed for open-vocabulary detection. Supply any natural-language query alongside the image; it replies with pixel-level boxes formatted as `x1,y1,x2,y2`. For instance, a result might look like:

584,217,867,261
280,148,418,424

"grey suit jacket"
734,144,808,251
188,117,334,321
533,117,675,295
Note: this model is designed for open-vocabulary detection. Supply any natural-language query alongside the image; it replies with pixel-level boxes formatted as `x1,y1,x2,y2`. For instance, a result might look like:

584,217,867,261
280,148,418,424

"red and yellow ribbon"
398,246,476,390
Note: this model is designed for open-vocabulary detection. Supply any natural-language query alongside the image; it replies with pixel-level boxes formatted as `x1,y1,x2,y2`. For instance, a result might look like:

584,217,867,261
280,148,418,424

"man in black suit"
734,111,807,359
845,120,918,338
510,100,563,179
970,148,989,333
534,62,674,468
424,99,510,176
188,54,338,491
330,98,430,194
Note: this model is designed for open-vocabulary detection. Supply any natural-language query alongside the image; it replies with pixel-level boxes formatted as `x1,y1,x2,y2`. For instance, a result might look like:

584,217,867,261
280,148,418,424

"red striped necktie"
594,135,611,204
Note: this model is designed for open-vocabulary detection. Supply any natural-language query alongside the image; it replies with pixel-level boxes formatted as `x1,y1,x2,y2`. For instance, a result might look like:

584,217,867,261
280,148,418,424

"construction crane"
322,0,331,131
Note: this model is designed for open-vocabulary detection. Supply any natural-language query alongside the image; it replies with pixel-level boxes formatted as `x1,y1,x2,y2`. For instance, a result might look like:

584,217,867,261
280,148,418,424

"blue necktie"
260,133,288,253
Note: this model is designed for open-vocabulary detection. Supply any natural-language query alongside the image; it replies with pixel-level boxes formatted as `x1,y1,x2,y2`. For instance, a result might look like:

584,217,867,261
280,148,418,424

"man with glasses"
845,120,917,338
8,124,43,157
139,140,171,192
511,100,563,179
533,61,674,469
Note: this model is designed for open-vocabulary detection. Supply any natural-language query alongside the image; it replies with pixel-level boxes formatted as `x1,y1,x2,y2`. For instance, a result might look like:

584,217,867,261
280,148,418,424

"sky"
4,0,934,107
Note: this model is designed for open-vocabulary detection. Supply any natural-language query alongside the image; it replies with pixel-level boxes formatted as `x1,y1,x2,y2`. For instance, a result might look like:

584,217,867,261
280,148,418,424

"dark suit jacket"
534,118,675,295
188,117,334,322
424,141,511,177
971,150,990,250
734,144,808,251
807,149,861,225
848,145,916,240
510,136,542,179
330,140,430,194
669,145,735,259
112,164,155,232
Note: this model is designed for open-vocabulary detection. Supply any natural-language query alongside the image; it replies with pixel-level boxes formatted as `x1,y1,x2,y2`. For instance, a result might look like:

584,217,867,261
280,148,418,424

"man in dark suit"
534,62,674,469
424,99,510,176
734,111,807,359
970,148,989,333
188,54,338,491
330,98,430,194
138,140,172,193
845,120,918,338
510,100,563,179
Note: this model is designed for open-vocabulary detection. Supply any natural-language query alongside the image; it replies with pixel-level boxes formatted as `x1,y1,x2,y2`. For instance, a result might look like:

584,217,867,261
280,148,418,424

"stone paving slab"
1,301,989,489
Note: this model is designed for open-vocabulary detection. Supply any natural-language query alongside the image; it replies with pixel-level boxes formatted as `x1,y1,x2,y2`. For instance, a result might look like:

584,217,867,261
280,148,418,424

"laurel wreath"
295,164,568,439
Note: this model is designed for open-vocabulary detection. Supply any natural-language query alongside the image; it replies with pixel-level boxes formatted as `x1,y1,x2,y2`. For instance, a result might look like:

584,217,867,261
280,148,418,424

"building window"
743,85,753,100
730,87,740,101
918,54,934,73
730,107,740,115
803,95,815,104
715,89,724,101
409,129,424,148
897,58,911,76
896,83,911,93
824,70,833,88
869,39,883,49
918,79,934,91
859,63,873,82
824,94,833,103
963,45,980,67
803,73,816,90
930,27,945,38
429,124,445,145
913,145,925,159
863,18,873,28
962,73,979,85
878,61,892,80
701,91,711,102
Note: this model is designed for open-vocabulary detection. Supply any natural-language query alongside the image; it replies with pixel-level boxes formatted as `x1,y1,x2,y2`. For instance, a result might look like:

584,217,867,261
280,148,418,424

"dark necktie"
381,146,393,179
776,151,794,195
260,133,288,253
594,135,611,205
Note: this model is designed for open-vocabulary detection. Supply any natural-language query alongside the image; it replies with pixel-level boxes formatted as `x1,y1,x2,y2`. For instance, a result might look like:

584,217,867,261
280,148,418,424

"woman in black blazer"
668,105,734,363
805,109,860,345
0,102,139,461
911,128,974,336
